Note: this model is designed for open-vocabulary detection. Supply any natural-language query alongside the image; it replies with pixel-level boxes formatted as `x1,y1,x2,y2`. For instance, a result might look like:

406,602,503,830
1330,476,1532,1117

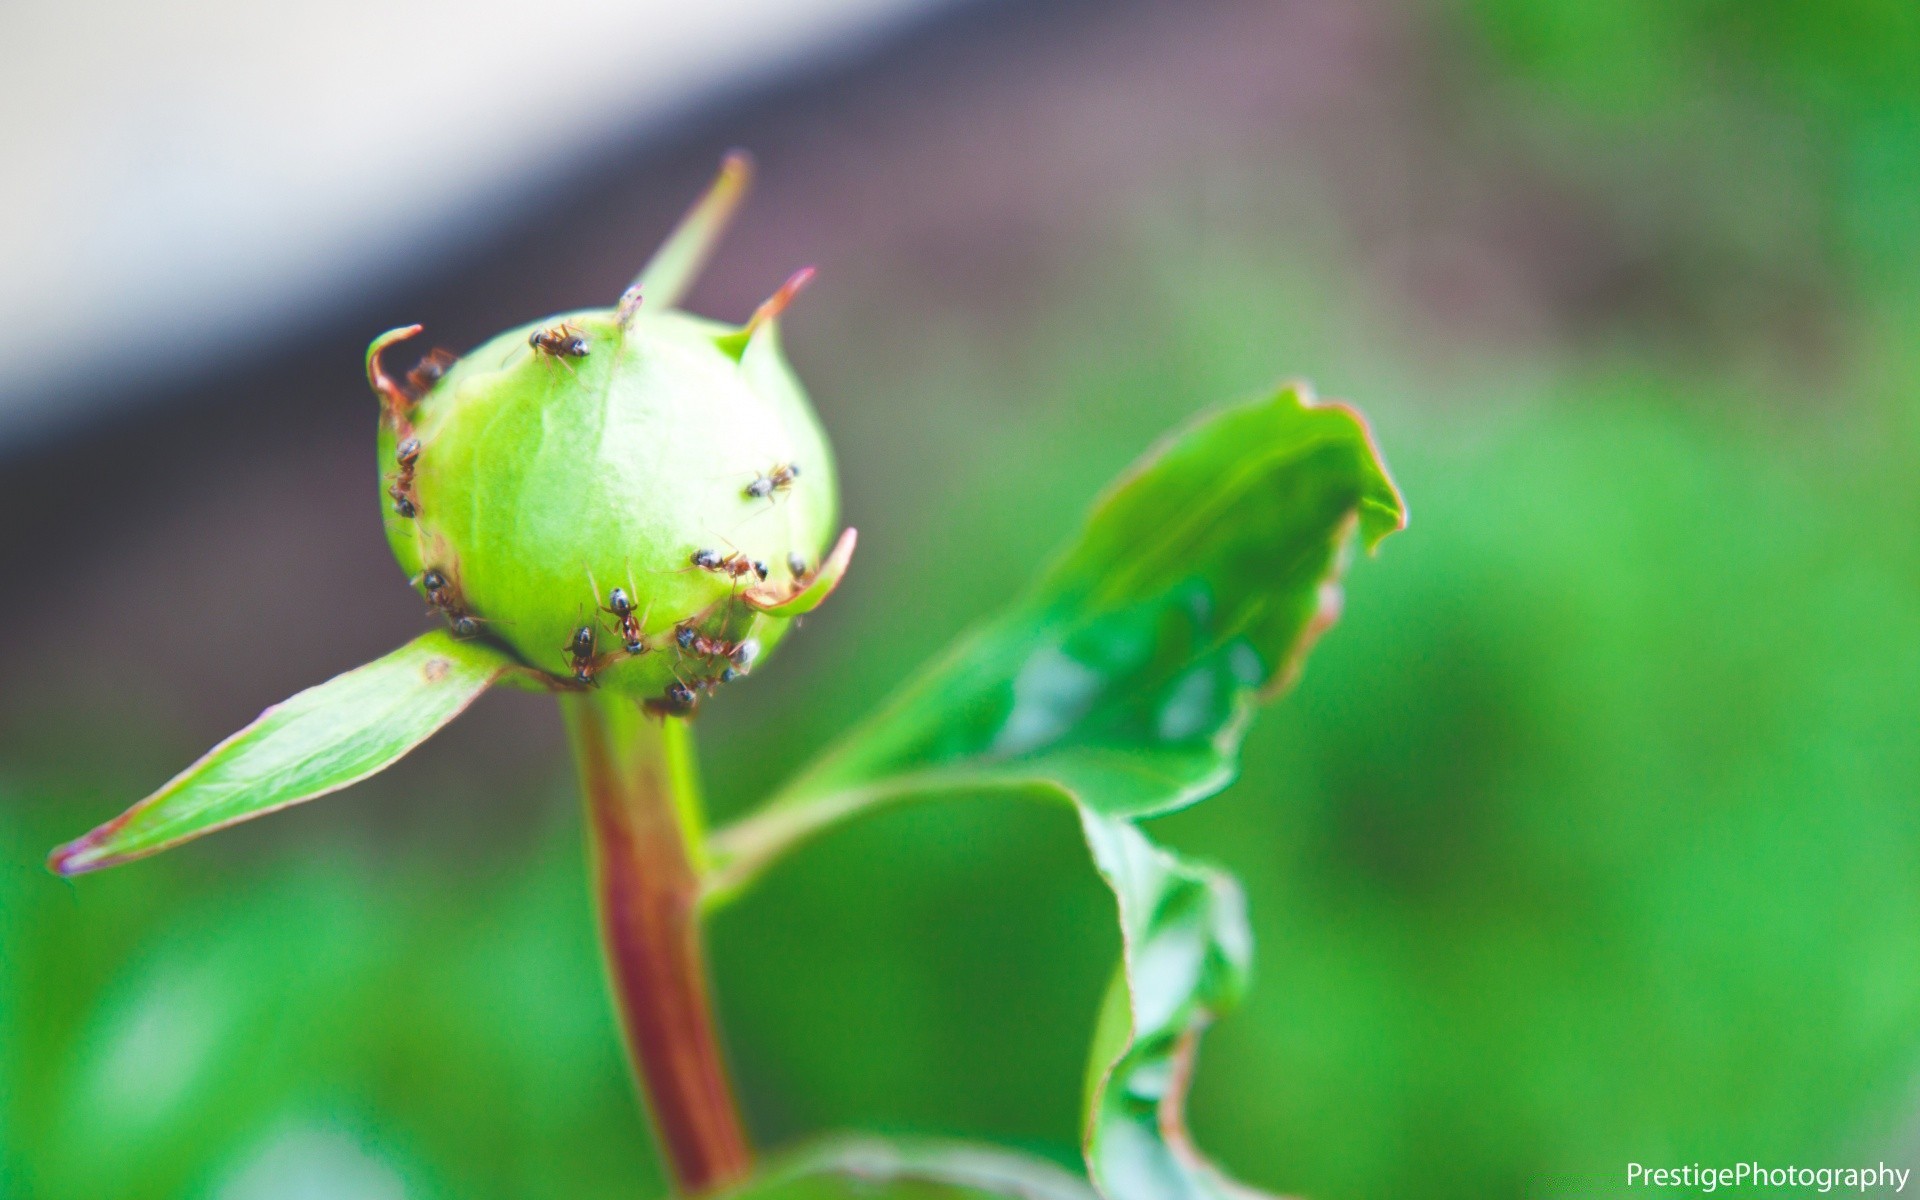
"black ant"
564,624,600,686
388,436,422,518
690,548,768,581
529,322,590,367
744,462,800,502
787,551,810,579
601,587,649,655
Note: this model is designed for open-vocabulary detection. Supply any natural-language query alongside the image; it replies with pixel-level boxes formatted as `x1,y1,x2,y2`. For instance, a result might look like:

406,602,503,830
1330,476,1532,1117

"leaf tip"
46,834,105,877
1287,380,1408,553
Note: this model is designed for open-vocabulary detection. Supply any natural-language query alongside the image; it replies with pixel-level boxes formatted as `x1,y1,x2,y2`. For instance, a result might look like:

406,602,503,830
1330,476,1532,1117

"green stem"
562,692,752,1195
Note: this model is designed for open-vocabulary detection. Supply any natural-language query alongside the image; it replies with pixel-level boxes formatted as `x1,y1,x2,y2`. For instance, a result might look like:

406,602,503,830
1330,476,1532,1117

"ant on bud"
406,349,457,397
673,622,757,671
529,322,590,365
419,566,485,639
644,680,699,718
690,548,768,581
565,625,600,686
744,462,800,502
788,551,810,578
388,436,422,518
601,587,649,655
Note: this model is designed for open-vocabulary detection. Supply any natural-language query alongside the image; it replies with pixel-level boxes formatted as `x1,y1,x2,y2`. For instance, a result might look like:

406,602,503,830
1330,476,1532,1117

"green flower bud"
366,156,850,709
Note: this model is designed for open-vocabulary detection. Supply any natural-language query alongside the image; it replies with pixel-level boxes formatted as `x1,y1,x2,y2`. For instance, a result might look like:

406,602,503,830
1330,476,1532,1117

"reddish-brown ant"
674,623,759,685
744,462,800,502
419,566,485,638
406,348,457,397
674,621,727,658
601,587,650,655
689,547,768,581
388,436,422,518
529,322,590,369
673,621,758,667
564,624,600,686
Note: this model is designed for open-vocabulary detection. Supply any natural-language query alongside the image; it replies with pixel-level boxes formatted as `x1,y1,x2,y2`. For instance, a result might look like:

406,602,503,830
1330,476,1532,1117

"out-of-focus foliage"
6,3,1920,1199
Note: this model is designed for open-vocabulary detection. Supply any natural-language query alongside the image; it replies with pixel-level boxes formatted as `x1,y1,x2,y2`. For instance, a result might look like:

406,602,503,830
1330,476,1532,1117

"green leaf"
48,631,515,875
721,1136,1096,1200
705,384,1404,1198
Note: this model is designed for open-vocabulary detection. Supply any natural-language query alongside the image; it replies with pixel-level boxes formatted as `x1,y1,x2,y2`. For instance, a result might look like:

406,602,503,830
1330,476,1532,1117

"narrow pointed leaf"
49,631,515,875
705,383,1402,1198
633,150,754,310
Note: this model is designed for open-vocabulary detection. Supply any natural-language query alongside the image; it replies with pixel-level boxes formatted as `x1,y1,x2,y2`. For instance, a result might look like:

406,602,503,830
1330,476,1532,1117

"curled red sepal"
366,325,424,424
745,527,856,615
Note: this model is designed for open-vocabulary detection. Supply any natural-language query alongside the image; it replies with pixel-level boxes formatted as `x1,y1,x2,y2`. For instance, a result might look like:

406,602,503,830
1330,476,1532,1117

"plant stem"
562,691,752,1195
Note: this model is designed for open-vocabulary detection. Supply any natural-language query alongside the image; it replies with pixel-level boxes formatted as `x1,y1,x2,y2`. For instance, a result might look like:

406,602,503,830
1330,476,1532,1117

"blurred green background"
4,1,1920,1197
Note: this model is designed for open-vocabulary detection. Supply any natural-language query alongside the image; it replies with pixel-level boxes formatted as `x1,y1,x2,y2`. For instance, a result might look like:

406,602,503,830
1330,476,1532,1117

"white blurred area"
0,0,951,444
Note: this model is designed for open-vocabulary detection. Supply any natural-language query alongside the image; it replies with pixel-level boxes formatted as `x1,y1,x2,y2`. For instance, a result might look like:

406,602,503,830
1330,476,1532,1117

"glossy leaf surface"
49,631,514,875
708,384,1402,1198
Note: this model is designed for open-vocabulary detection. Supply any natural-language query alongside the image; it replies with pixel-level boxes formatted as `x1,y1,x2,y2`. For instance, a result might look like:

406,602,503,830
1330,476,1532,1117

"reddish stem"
564,693,752,1195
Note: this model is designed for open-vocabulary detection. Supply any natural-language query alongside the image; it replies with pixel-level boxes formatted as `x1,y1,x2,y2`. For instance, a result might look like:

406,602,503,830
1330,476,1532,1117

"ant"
406,348,457,397
420,566,485,638
744,462,801,502
388,436,422,518
673,622,758,671
600,587,650,655
564,624,600,686
717,638,760,683
643,680,699,718
674,620,731,659
787,551,810,579
690,548,768,581
529,321,590,369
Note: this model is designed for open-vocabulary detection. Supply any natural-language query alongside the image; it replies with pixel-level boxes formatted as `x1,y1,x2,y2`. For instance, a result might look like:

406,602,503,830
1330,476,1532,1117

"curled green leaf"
707,383,1404,892
1078,817,1259,1200
48,631,515,875
704,383,1402,1198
